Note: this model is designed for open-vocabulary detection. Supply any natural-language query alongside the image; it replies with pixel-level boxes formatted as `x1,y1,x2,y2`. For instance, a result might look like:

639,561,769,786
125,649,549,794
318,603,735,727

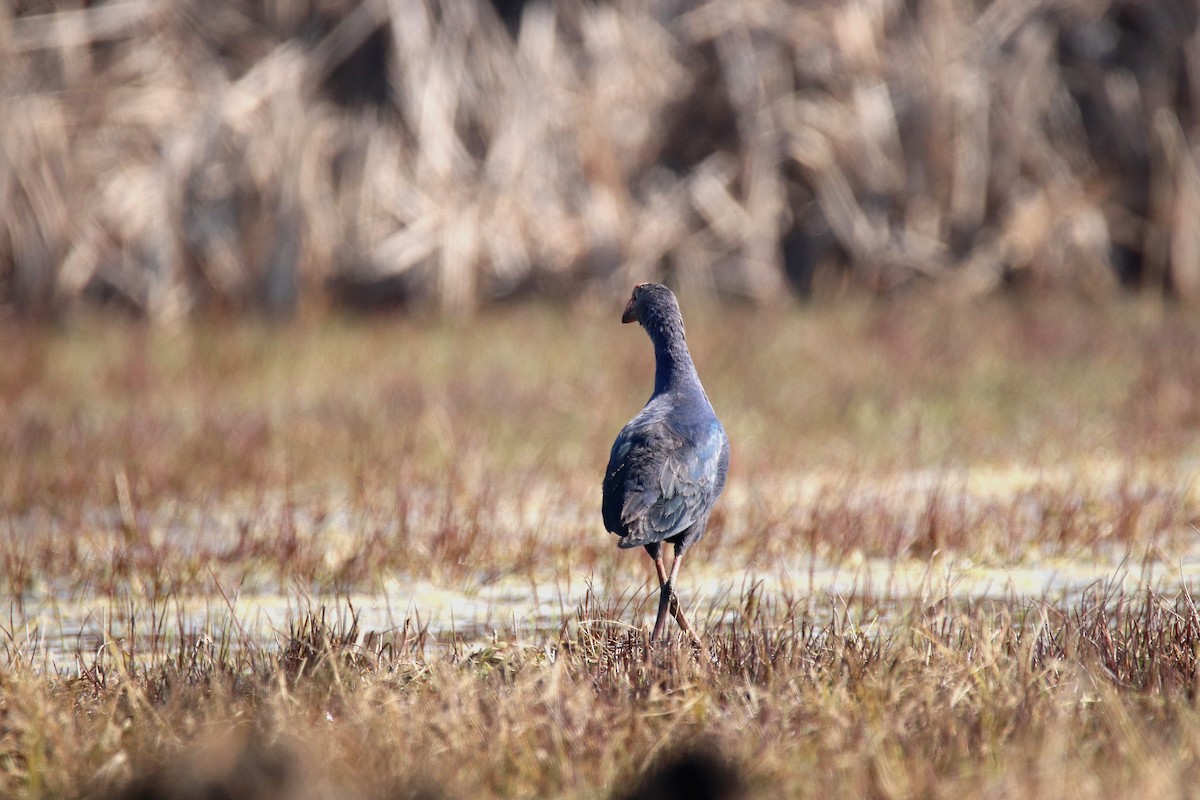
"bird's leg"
665,549,703,646
648,545,670,643
652,550,669,586
650,574,674,644
651,550,701,645
649,549,703,646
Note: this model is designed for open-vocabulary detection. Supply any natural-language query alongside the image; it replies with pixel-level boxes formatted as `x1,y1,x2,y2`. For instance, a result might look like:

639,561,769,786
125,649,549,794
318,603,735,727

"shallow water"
7,458,1198,673
9,551,1200,674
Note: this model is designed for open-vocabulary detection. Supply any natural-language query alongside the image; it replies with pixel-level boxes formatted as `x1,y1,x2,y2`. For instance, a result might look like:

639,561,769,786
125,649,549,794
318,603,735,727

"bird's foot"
642,630,708,665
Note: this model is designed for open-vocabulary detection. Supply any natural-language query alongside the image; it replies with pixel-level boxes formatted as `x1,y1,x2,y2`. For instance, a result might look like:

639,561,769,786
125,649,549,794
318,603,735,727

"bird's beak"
621,296,637,324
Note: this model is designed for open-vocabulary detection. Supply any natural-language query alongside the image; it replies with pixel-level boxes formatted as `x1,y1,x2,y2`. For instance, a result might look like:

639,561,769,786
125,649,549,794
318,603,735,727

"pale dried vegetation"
8,588,1200,798
2,297,1200,798
1,0,1199,319
5,1,1200,798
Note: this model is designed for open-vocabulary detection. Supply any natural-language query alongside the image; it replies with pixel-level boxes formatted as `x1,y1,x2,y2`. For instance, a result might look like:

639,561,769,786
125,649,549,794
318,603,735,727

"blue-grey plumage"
602,283,729,645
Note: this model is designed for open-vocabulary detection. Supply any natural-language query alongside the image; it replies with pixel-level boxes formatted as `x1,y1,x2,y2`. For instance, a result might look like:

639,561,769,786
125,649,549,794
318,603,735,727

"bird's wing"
603,416,727,548
602,420,669,535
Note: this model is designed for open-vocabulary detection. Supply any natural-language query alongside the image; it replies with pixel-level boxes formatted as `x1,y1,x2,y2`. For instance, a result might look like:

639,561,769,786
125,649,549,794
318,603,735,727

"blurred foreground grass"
3,297,1200,797
10,589,1200,799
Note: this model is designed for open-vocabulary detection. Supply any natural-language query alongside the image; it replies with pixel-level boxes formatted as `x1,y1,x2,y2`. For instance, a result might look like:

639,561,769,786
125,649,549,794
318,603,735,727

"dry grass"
2,297,1200,796
2,0,1200,318
7,588,1200,798
3,297,1199,597
5,3,1200,795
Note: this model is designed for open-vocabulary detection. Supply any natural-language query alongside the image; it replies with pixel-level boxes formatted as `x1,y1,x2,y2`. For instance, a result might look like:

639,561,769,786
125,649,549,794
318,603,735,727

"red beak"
621,295,637,324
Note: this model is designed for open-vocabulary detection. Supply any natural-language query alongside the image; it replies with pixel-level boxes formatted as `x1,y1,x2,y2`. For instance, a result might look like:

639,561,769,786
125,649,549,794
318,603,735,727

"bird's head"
621,283,681,329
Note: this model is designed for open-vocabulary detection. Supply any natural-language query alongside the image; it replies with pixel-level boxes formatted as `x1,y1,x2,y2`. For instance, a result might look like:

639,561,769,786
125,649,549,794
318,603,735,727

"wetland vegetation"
3,297,1200,797
5,1,1200,794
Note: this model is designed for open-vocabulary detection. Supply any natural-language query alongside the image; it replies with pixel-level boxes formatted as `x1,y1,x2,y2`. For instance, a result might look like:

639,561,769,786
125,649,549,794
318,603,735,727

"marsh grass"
7,587,1200,798
2,0,1200,317
2,300,1199,628
3,298,1200,796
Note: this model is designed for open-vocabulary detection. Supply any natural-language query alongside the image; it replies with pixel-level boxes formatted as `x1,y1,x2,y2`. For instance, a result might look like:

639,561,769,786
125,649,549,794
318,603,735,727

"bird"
602,283,730,645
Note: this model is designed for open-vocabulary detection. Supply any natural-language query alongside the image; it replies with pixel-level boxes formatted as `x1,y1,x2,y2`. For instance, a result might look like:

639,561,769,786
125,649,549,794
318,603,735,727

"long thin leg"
652,550,701,644
650,579,673,643
651,549,703,645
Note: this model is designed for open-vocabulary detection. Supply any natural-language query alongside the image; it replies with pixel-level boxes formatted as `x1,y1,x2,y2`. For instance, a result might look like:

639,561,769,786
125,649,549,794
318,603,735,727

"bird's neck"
648,320,700,396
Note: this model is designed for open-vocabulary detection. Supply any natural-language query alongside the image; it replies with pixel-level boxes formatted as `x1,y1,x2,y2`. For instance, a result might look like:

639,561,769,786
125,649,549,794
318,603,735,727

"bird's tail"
616,528,664,549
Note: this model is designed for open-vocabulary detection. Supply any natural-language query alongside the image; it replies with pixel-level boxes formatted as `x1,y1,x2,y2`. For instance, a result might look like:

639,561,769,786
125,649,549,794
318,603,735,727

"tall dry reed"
1,0,1198,318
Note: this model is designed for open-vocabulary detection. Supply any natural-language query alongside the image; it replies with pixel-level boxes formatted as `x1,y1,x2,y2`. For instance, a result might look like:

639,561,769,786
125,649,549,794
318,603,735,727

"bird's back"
603,390,729,549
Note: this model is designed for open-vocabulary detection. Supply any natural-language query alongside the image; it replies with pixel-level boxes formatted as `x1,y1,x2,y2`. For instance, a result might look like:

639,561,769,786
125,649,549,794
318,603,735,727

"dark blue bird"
603,283,730,644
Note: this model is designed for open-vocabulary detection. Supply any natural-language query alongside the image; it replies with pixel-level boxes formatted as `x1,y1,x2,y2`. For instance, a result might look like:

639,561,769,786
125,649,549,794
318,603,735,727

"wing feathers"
603,413,727,548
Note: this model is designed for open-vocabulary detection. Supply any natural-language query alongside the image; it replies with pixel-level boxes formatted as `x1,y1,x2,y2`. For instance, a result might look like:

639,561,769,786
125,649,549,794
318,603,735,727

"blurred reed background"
1,0,1198,319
